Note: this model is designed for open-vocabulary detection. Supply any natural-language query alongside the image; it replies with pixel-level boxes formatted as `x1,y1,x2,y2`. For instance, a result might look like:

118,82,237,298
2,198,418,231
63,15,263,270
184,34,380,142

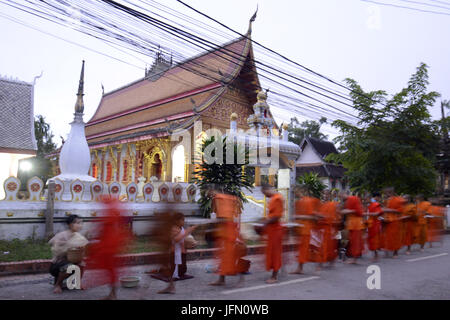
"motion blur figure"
261,183,285,284
83,196,131,300
291,185,321,274
366,192,384,261
382,187,406,258
415,194,431,251
209,187,248,286
340,193,364,264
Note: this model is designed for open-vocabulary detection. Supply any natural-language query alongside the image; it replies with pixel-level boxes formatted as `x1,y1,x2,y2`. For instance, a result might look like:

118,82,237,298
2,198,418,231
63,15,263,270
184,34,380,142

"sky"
0,0,449,146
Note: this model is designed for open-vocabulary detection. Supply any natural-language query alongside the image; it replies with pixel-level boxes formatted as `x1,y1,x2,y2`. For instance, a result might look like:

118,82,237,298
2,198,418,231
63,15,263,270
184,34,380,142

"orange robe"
367,201,383,251
345,196,364,258
213,194,240,276
295,196,320,263
383,196,404,252
428,206,444,243
416,201,431,246
402,203,416,247
265,193,284,272
317,201,339,262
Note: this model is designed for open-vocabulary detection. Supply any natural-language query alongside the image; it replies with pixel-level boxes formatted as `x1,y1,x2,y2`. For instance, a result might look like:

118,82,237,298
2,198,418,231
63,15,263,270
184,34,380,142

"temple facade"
81,23,279,190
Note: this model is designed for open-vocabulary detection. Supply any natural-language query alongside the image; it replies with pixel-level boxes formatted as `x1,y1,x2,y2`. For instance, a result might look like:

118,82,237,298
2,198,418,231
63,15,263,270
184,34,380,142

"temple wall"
0,176,200,240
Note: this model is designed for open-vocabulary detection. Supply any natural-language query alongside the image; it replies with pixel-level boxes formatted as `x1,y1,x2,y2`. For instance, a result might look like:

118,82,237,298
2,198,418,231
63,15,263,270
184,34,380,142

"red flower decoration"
6,182,17,192
73,185,82,193
55,184,62,193
145,187,152,195
161,188,167,195
30,183,40,192
111,186,119,194
129,186,136,194
93,185,101,193
175,188,181,195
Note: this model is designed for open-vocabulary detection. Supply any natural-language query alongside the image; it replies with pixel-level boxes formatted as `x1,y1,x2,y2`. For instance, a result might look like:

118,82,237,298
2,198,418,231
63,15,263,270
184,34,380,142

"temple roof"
301,137,339,159
0,77,37,154
86,33,261,146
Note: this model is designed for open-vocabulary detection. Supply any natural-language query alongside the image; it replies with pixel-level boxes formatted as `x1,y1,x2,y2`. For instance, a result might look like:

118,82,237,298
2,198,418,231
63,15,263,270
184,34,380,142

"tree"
18,115,58,188
297,172,326,198
327,63,440,196
286,116,328,146
34,115,57,157
191,136,254,218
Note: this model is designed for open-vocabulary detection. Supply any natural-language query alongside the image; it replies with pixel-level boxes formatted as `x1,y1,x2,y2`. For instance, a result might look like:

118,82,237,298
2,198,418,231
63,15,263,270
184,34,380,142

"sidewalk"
0,242,297,277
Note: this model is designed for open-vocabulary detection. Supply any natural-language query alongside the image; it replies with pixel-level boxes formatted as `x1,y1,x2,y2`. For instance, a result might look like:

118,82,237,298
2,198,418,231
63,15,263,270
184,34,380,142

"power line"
360,0,450,16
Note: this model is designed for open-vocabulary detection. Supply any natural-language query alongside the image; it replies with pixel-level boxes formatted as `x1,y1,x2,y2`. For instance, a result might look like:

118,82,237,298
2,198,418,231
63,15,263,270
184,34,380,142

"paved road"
0,236,449,300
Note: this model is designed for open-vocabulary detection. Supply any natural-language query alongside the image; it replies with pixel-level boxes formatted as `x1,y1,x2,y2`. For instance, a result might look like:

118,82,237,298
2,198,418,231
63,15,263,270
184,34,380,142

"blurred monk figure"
382,187,405,258
340,193,364,264
428,205,445,247
290,185,321,274
83,196,131,300
415,194,431,252
317,189,339,266
209,187,245,286
261,183,285,284
401,195,417,255
366,192,383,261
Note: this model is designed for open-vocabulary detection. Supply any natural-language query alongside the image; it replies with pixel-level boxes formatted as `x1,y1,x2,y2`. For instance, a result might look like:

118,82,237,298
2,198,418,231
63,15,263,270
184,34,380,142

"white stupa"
50,60,95,200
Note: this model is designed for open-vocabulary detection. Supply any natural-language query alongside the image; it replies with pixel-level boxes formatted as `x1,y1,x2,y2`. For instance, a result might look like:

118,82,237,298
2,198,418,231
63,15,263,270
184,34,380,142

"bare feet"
53,285,62,294
289,268,304,275
345,258,357,264
158,286,175,294
405,251,411,255
265,278,278,284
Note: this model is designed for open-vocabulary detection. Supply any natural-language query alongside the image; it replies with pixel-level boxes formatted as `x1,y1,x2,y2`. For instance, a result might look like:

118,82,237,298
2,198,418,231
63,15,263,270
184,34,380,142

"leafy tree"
34,115,57,157
18,115,58,188
191,136,253,218
327,63,440,196
297,172,326,198
286,117,328,146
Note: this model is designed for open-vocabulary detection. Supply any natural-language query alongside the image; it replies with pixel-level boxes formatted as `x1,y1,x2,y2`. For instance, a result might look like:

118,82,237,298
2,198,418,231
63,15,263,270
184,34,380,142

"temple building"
81,19,280,189
0,76,37,199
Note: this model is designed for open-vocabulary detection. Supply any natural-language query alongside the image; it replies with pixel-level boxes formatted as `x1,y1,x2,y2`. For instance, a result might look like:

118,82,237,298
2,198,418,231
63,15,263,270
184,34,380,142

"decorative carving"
27,176,44,201
4,176,20,201
203,96,253,126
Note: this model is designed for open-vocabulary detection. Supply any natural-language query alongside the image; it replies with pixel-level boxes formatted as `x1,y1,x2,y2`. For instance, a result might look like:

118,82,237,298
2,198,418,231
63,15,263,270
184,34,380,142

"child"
48,214,88,294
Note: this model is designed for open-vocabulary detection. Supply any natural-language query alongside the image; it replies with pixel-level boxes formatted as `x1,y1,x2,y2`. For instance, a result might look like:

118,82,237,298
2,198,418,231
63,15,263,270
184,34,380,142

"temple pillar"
255,166,261,186
116,144,122,183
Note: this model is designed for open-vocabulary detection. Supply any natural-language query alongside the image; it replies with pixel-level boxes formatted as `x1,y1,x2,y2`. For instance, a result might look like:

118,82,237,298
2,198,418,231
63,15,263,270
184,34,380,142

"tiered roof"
86,29,263,148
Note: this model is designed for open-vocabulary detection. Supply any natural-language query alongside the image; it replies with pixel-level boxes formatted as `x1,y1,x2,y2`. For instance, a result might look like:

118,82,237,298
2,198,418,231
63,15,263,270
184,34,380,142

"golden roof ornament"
282,123,289,130
74,60,85,114
230,112,238,121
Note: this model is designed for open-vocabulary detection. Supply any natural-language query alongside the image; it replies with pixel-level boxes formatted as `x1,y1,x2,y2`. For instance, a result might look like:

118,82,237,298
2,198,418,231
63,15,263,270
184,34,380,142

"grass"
0,236,263,262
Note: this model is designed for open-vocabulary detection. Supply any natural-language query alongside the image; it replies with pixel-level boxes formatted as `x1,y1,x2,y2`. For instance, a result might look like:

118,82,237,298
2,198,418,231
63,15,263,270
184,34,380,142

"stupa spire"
74,60,85,114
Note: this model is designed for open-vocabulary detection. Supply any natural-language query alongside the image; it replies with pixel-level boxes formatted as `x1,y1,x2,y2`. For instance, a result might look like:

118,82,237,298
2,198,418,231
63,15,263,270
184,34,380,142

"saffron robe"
344,196,364,258
265,193,284,272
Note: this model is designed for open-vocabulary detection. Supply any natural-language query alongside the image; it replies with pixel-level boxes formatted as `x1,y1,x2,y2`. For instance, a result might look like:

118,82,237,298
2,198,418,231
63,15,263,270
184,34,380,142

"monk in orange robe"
317,189,339,265
428,205,445,246
209,190,243,286
366,192,383,261
290,185,321,274
261,183,285,284
415,195,431,251
382,187,405,258
401,195,417,255
341,193,364,264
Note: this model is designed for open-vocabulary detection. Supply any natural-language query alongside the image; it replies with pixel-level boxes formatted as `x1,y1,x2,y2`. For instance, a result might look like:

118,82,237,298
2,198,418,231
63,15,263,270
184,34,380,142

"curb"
0,243,297,277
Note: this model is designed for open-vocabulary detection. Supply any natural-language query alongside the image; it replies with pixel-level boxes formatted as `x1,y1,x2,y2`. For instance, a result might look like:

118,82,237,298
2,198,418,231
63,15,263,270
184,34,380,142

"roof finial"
74,60,85,114
248,5,258,34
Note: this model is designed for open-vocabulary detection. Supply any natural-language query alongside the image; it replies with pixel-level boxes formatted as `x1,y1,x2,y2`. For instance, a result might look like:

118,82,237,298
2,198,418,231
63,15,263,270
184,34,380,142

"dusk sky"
0,0,449,145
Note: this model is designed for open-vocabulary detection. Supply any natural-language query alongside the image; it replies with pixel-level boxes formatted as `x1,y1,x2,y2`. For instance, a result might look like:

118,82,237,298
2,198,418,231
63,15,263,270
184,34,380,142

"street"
0,235,449,300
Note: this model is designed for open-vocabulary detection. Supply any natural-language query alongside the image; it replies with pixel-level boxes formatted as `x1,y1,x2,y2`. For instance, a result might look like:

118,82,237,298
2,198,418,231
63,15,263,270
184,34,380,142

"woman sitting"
48,214,88,294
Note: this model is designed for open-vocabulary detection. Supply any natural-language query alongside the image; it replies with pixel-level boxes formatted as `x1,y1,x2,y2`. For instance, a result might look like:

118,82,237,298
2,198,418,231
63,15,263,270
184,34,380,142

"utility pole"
45,180,55,240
